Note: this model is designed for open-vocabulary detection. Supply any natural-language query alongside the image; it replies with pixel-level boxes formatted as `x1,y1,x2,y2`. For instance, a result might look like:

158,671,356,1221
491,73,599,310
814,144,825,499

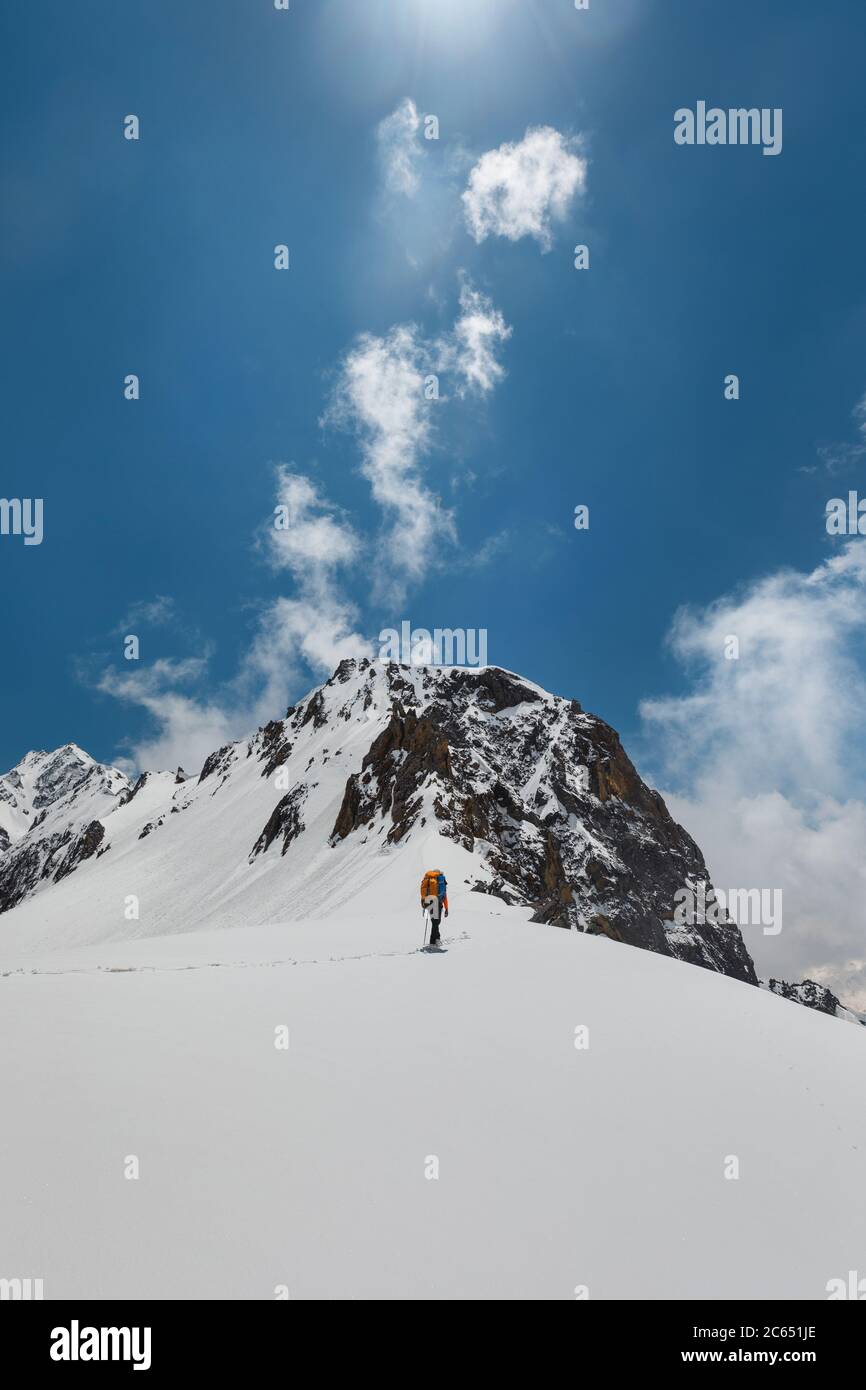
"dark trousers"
428,903,442,944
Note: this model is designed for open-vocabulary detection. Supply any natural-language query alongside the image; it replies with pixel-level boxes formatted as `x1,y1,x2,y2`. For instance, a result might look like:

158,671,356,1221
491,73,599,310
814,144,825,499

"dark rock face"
450,666,543,715
329,662,758,984
332,705,451,844
30,747,95,811
257,721,293,780
250,785,308,859
300,690,328,730
0,835,57,913
766,978,863,1023
0,819,106,910
198,744,236,787
53,820,106,883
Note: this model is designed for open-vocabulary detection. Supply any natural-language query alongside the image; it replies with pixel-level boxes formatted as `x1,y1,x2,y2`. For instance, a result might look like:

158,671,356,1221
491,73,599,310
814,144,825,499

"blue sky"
3,1,866,988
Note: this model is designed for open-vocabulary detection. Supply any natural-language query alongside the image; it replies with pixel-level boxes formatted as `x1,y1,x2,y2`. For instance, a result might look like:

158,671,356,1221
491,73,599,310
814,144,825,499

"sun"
381,0,522,56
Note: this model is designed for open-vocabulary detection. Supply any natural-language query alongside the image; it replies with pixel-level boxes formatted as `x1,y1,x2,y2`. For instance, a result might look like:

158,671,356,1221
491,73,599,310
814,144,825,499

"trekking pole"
421,907,430,948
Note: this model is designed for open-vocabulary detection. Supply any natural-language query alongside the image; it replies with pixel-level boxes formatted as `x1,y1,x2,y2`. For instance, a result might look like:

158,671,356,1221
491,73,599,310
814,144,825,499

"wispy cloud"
444,281,511,396
377,97,423,197
463,126,587,252
266,468,360,576
325,281,510,600
813,386,866,474
813,441,866,475
112,595,176,635
640,541,866,1004
252,466,370,695
325,321,442,598
97,656,234,774
465,528,512,570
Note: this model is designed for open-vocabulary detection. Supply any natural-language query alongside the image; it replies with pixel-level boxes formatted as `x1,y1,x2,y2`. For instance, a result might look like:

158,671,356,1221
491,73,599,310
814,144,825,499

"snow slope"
1,885,864,1300
0,672,393,948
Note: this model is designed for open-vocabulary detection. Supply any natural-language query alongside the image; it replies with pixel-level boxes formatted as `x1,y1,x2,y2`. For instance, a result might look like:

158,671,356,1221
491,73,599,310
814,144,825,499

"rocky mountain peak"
316,660,758,983
0,743,129,912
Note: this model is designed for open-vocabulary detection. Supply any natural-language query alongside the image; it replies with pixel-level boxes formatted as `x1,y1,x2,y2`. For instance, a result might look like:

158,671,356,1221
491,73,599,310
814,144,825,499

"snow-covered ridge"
0,743,127,848
0,744,130,905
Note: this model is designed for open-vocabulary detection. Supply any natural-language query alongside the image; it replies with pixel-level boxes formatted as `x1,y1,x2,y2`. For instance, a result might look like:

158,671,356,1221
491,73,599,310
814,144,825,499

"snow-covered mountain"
0,743,128,849
0,658,858,1023
0,744,129,909
0,658,753,974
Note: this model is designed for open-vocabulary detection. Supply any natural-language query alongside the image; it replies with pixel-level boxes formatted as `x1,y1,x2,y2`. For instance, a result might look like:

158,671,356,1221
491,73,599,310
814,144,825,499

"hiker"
420,868,448,947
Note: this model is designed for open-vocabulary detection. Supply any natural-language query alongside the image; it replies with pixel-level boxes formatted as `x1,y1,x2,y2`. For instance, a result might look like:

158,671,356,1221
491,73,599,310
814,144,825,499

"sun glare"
396,0,521,55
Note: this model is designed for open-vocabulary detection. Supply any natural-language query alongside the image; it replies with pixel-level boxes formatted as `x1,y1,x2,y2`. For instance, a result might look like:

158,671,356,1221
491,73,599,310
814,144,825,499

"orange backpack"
420,869,443,900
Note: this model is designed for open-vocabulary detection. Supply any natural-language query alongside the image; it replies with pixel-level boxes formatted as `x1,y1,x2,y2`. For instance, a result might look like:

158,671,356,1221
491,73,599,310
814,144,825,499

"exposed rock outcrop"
766,977,865,1025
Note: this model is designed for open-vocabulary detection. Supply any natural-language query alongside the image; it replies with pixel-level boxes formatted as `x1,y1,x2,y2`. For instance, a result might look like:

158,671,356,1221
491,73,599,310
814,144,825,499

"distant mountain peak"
0,742,129,900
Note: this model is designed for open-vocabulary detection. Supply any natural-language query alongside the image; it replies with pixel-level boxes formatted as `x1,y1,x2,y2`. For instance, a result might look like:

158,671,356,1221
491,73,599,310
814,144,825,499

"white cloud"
250,467,370,709
112,595,175,634
642,544,866,798
377,98,423,197
640,541,866,1004
266,468,360,576
467,528,512,570
97,657,235,774
326,322,442,598
463,125,586,252
244,594,369,703
445,281,512,396
325,282,510,599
